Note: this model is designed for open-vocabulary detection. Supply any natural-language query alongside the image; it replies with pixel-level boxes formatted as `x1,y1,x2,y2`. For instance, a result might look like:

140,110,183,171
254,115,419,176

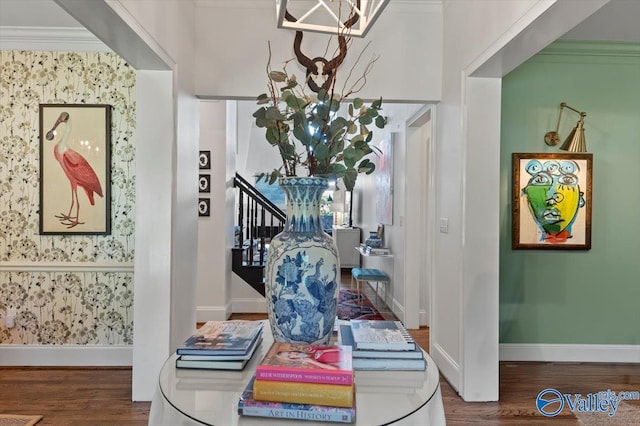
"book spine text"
239,405,354,423
252,380,354,408
256,367,353,385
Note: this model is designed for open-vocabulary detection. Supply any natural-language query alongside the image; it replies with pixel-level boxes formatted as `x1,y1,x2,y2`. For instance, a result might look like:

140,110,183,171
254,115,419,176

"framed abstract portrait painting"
512,152,592,250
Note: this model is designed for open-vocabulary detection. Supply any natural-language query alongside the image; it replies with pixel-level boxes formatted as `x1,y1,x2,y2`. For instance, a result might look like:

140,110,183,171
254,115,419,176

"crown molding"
0,26,111,52
541,40,640,58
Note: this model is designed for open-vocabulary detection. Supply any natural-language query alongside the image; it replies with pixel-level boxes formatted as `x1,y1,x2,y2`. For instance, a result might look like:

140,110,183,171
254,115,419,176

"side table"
149,324,446,425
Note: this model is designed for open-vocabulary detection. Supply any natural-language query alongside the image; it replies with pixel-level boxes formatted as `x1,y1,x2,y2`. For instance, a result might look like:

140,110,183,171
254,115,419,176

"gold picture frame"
512,152,592,250
39,104,112,235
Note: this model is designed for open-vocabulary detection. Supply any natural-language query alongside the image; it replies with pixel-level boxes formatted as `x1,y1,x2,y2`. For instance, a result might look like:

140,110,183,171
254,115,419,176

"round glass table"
149,323,445,425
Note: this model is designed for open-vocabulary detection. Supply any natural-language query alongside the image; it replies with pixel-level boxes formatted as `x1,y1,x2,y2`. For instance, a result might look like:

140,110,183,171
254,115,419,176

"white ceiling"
0,0,82,27
1,0,639,43
561,0,640,42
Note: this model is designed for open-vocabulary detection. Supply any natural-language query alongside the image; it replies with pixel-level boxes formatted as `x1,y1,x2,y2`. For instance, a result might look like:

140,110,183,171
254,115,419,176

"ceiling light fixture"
276,0,389,37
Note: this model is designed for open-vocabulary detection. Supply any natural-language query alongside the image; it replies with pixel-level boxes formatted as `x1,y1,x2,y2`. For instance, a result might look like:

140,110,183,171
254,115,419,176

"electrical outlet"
439,218,449,234
6,308,16,329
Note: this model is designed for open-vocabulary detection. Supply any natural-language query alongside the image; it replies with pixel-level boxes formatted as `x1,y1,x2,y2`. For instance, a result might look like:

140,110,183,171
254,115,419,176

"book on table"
176,320,263,356
175,336,263,370
178,332,263,361
348,320,416,351
351,356,425,371
252,376,354,408
255,342,353,386
339,324,424,359
238,376,356,424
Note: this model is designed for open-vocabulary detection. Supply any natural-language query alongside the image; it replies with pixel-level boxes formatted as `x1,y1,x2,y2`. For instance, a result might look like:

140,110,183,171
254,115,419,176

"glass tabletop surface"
157,322,441,425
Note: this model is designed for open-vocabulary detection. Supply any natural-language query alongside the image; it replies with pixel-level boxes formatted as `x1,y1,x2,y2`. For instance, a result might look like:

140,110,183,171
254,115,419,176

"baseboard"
390,295,405,323
0,345,132,366
499,343,640,363
231,297,267,314
196,306,229,322
430,341,461,392
419,309,429,327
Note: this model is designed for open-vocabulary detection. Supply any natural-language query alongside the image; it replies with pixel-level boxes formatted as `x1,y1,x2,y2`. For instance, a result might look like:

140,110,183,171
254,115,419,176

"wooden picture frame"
198,198,210,217
512,152,592,250
199,174,211,193
199,150,211,170
39,104,111,235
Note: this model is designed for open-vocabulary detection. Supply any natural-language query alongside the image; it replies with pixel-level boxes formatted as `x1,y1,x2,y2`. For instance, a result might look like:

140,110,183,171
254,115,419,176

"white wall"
225,101,239,317
197,101,229,322
100,0,200,401
53,0,614,404
355,103,423,325
435,0,611,401
193,1,442,101
435,0,547,402
133,70,175,401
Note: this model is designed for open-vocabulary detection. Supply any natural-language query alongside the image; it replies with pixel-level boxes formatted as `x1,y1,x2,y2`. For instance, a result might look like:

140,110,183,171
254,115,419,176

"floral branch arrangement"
252,38,386,191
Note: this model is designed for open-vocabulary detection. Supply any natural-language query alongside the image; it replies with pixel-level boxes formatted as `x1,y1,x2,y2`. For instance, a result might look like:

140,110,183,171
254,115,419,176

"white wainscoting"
0,345,132,366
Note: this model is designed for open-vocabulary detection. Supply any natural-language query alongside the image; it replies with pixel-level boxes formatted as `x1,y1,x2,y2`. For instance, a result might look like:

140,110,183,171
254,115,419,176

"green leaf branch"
253,40,386,191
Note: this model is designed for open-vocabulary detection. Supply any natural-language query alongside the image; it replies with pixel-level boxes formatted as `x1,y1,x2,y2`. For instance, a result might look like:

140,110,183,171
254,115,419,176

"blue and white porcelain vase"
265,177,340,345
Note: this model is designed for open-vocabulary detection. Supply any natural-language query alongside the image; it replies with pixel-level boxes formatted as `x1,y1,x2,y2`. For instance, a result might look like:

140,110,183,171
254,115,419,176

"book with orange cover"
252,378,354,408
255,342,353,386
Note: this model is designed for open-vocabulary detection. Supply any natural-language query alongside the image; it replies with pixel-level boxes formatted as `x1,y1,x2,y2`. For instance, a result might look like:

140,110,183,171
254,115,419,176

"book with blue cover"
176,320,263,356
175,336,263,370
238,376,356,423
348,320,416,351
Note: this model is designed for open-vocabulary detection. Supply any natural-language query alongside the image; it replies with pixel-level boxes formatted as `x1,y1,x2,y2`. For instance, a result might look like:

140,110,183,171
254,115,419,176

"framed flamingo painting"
39,104,112,235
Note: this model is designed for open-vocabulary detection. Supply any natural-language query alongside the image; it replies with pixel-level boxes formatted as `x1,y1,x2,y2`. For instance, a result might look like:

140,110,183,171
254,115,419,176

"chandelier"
276,0,390,37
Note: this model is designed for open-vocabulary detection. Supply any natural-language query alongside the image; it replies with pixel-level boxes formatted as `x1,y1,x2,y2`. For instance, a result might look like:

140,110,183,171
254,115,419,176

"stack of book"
339,320,426,371
365,246,390,255
238,341,356,423
175,320,263,370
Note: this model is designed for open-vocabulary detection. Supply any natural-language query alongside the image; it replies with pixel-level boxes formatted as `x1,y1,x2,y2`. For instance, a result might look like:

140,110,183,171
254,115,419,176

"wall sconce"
544,102,588,152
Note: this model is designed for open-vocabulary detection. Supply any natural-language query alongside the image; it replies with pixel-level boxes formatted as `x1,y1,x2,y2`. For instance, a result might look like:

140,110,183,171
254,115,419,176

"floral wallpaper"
0,50,135,345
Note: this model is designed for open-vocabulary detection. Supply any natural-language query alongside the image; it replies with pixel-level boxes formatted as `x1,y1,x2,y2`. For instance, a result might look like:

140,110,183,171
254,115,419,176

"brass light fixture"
544,102,588,152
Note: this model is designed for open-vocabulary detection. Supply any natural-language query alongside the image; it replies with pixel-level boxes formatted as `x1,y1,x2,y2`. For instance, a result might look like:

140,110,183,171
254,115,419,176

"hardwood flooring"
1,273,638,425
0,367,149,425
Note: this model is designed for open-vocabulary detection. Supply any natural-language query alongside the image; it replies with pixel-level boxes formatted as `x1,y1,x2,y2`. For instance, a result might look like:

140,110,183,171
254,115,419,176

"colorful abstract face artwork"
522,159,585,243
512,153,592,250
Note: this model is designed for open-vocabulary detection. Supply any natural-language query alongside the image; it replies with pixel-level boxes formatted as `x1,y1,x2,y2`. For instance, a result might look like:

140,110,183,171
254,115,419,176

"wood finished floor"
1,272,638,425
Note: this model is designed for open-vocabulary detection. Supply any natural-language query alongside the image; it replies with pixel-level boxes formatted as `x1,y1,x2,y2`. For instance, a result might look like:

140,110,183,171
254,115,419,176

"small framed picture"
199,174,211,193
199,150,211,170
198,198,210,217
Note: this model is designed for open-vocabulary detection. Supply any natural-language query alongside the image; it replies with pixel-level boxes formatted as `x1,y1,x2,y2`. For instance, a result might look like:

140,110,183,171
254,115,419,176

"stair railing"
234,173,286,266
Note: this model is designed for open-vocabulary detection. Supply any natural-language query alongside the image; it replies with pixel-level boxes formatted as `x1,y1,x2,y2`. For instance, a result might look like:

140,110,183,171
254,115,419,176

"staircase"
232,173,286,296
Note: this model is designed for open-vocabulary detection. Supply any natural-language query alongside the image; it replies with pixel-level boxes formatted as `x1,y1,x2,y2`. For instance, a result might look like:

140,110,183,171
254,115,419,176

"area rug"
337,288,385,320
0,415,42,426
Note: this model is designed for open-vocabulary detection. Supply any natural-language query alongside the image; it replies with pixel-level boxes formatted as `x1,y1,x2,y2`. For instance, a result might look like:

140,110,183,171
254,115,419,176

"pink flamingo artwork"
45,111,104,228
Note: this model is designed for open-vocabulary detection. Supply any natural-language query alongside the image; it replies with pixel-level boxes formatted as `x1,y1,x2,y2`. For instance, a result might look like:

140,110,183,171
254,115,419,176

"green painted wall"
500,41,640,345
